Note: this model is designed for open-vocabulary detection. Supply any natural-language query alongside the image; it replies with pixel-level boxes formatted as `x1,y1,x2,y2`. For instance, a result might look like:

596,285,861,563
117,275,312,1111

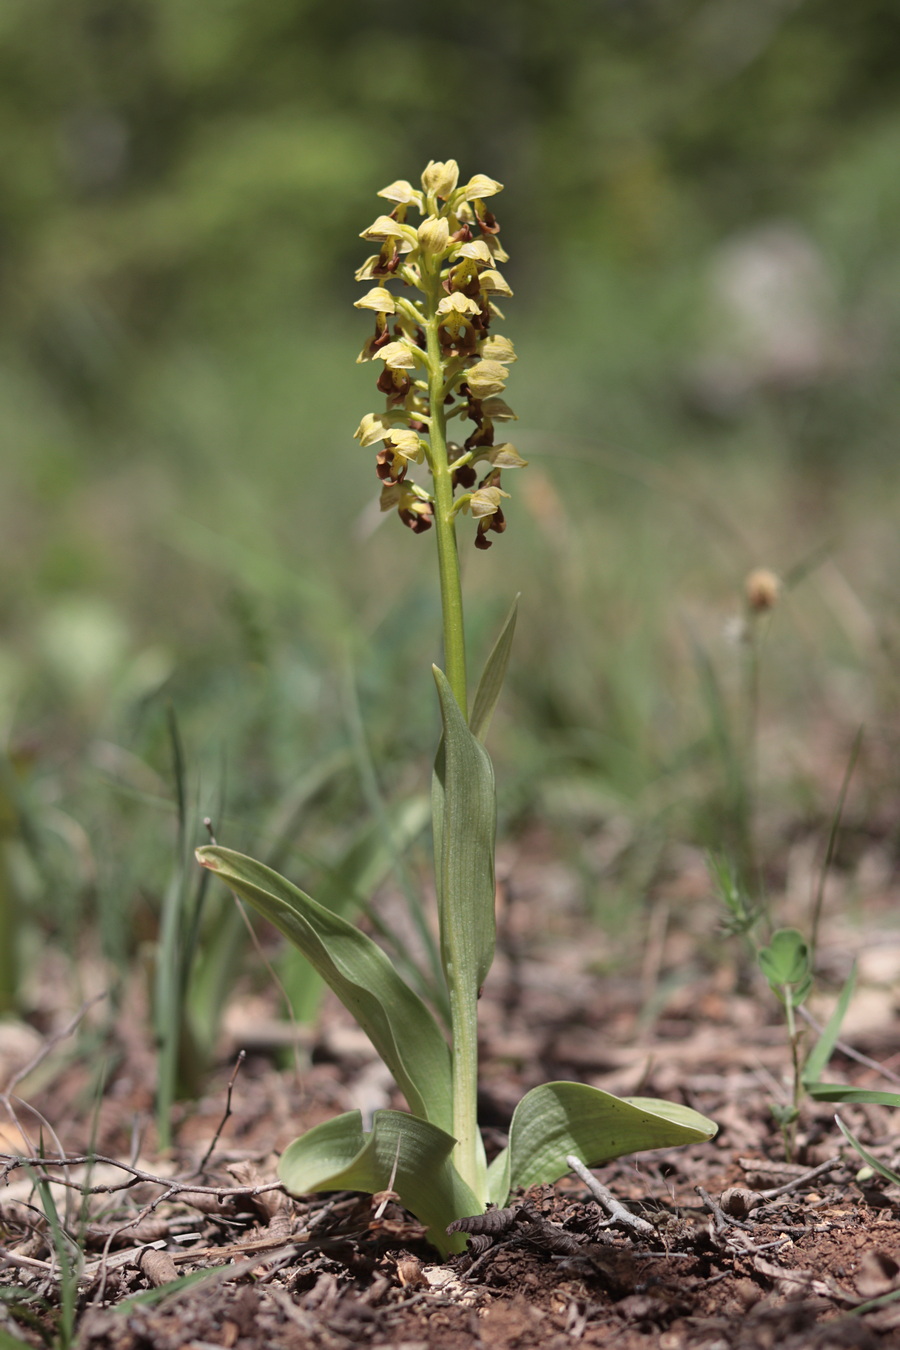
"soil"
3,830,900,1349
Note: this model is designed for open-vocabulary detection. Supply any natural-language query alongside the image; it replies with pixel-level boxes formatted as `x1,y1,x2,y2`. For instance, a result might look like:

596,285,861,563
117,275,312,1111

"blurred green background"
2,0,900,1013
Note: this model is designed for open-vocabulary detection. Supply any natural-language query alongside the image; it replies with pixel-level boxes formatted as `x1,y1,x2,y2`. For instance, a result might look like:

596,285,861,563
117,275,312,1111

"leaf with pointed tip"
492,1082,717,1198
195,847,452,1133
431,668,496,996
808,1084,900,1107
486,1144,511,1207
431,667,496,1198
278,1109,479,1255
280,794,432,1025
470,596,519,743
835,1114,900,1186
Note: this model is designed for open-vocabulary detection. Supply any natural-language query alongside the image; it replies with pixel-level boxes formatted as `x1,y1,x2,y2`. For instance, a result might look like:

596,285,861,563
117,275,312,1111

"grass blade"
835,1113,900,1185
808,1084,900,1107
802,964,858,1087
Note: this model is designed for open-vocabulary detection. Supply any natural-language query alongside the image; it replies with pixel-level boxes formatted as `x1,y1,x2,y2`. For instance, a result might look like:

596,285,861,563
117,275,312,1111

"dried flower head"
745,568,781,613
355,161,525,546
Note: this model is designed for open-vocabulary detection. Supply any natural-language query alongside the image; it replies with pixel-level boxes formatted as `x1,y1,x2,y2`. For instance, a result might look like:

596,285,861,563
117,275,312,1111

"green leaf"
195,846,452,1133
808,1084,900,1108
280,794,431,1025
469,595,518,743
278,1109,480,1255
431,668,496,997
499,1082,717,1196
801,964,857,1087
835,1114,900,1186
486,1146,511,1207
431,666,497,1196
0,1330,35,1350
758,928,812,1005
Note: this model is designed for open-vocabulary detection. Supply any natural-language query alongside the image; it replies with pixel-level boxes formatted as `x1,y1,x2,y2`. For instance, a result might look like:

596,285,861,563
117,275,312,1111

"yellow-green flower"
354,160,522,549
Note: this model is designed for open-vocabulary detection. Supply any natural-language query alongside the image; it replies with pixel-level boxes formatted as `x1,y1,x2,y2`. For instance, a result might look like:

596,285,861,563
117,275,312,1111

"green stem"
422,263,467,715
448,983,485,1199
421,249,483,1195
783,988,801,1161
743,619,760,891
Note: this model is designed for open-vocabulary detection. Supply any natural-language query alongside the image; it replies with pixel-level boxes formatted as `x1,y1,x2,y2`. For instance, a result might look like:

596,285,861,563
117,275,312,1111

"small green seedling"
758,927,814,1006
757,927,813,1156
713,729,873,1161
755,925,899,1160
197,161,716,1255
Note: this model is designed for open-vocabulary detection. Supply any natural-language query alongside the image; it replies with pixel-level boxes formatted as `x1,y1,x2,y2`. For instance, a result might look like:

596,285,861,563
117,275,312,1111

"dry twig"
567,1155,656,1237
195,1050,247,1178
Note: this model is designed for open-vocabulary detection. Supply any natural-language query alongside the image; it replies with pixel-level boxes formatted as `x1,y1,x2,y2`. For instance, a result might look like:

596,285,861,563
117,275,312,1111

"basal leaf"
195,847,452,1133
503,1082,717,1195
469,595,519,743
278,1109,480,1255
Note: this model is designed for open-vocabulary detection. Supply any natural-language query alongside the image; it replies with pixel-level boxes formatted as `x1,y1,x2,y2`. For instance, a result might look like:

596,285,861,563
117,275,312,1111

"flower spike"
354,161,522,547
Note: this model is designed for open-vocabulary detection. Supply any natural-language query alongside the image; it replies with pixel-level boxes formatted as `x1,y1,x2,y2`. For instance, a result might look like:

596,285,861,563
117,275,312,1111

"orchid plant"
196,160,716,1255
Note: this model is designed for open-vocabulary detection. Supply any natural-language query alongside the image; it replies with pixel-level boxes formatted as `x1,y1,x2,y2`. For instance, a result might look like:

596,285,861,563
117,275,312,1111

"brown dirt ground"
3,827,900,1349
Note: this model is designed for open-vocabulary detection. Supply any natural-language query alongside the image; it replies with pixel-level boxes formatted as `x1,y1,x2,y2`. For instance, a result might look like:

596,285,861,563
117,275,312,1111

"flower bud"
421,159,459,198
417,215,450,255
